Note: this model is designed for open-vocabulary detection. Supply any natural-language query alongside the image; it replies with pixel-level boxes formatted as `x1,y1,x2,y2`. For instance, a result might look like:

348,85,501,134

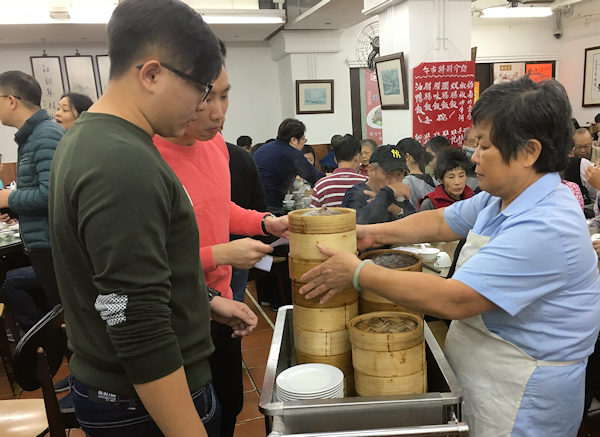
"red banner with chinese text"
364,69,383,144
412,61,475,148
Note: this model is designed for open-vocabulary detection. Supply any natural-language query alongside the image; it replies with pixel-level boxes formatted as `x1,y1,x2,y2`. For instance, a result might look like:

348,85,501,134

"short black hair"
595,114,600,124
435,148,472,180
331,134,343,146
0,71,42,107
425,135,452,154
250,142,264,155
107,0,222,85
60,92,93,117
237,135,252,149
472,76,572,173
302,145,316,162
333,134,361,162
361,139,377,152
277,118,305,142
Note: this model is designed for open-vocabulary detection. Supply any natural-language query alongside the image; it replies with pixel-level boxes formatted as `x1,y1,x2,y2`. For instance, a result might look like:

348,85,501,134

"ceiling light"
481,6,553,18
201,14,284,24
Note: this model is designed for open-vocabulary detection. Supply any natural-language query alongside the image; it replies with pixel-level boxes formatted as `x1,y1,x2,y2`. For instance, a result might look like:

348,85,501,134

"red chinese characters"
412,61,475,148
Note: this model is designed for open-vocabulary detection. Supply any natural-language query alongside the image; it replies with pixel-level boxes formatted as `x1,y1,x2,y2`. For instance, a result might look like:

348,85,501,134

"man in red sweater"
154,53,288,436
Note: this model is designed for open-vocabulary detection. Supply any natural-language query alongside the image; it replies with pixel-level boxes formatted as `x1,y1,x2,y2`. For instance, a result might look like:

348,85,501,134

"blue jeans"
70,376,221,437
230,268,248,303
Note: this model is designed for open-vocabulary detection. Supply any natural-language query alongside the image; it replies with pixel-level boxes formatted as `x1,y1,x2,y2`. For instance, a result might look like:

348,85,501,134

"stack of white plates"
275,363,344,401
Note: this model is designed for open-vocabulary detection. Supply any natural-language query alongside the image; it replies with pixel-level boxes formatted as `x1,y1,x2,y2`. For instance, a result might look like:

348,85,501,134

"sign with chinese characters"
525,63,554,82
30,56,65,115
363,68,382,144
412,61,475,148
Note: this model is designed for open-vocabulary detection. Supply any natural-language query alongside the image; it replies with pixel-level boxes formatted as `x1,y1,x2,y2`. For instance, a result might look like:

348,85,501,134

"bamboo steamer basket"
293,302,358,332
288,207,356,234
354,370,426,396
358,249,423,315
292,280,358,308
288,208,357,260
293,325,351,356
295,350,355,396
349,311,426,396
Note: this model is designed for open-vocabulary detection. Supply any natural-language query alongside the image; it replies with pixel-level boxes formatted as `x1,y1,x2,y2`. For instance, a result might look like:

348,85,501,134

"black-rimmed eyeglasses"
0,95,21,100
135,62,213,102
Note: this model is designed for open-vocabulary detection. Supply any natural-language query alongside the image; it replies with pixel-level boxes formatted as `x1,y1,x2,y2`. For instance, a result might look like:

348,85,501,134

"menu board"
412,61,475,148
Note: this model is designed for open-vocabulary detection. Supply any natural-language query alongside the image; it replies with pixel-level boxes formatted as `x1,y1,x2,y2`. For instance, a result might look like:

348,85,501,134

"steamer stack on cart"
288,207,358,395
358,249,423,316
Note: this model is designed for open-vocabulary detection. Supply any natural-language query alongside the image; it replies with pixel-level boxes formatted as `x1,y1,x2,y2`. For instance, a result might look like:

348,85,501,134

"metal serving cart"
259,306,469,436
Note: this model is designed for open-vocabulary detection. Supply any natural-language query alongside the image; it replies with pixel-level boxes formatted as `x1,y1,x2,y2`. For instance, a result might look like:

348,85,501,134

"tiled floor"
2,281,600,437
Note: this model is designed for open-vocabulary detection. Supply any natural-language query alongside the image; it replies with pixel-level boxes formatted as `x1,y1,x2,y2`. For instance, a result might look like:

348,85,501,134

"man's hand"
0,213,14,224
210,297,258,337
585,164,600,191
388,204,402,217
387,181,411,198
0,190,11,208
212,238,273,269
594,240,600,258
264,215,289,238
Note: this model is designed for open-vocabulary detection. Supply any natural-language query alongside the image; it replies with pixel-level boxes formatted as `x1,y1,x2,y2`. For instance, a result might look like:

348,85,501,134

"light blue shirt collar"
500,172,561,217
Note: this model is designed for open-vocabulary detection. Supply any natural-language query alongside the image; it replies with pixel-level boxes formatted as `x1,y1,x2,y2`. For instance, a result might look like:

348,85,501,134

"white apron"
444,230,581,437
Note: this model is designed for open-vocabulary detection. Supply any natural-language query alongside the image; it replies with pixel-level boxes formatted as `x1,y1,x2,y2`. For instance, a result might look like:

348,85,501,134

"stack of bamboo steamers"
288,207,358,395
288,207,427,398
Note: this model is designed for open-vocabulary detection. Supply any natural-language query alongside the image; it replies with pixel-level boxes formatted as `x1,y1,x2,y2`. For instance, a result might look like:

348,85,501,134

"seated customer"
342,144,415,224
420,148,474,211
396,137,437,209
311,134,367,208
254,118,324,213
0,266,47,334
319,135,341,173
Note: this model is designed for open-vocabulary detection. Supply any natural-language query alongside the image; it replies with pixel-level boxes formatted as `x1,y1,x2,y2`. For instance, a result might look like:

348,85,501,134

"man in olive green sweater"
49,1,256,436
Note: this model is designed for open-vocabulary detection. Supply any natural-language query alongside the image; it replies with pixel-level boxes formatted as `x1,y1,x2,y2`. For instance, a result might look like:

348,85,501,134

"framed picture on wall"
296,80,334,114
64,55,98,100
583,46,600,107
96,55,111,95
30,55,64,114
374,52,409,110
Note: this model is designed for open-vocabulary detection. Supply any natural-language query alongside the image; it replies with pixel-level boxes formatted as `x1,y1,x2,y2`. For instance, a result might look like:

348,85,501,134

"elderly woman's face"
471,122,536,201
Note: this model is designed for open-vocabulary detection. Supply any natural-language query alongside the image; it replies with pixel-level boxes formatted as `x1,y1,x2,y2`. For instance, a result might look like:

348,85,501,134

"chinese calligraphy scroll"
412,61,475,148
30,56,65,115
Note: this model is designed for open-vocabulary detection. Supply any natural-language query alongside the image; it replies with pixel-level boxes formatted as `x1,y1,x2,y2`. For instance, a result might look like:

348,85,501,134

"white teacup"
434,252,452,268
302,197,312,208
284,194,293,202
591,234,600,242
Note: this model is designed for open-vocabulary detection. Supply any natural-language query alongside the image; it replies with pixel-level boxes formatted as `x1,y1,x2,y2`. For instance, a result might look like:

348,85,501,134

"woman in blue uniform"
298,76,600,437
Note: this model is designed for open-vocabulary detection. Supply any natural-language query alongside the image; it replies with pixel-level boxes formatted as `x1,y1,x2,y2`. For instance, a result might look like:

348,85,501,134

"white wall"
0,43,107,162
0,41,281,159
471,1,600,126
220,42,283,145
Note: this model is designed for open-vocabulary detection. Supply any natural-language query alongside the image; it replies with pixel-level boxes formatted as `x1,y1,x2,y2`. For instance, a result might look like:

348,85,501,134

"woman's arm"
357,208,463,250
298,245,495,319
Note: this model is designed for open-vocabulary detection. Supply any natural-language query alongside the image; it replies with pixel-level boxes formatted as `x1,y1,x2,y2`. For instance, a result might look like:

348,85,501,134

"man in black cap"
342,144,415,224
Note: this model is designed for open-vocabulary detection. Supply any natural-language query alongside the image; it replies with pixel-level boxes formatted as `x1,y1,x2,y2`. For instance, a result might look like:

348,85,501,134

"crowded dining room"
0,0,600,436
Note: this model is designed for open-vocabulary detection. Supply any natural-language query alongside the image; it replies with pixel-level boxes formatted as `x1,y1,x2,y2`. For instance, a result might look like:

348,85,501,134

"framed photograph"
64,55,98,100
296,80,334,114
30,55,64,114
374,52,409,110
583,46,600,107
96,55,111,95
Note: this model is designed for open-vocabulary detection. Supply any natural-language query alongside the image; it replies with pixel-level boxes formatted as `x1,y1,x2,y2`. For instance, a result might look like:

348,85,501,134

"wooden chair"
0,305,79,437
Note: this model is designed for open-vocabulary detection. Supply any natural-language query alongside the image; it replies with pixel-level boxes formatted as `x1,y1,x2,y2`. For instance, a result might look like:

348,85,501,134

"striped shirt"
310,167,368,208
